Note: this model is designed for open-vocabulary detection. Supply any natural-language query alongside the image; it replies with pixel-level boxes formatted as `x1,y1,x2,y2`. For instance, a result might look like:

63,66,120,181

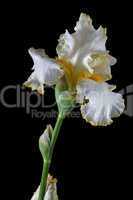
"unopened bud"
39,125,53,161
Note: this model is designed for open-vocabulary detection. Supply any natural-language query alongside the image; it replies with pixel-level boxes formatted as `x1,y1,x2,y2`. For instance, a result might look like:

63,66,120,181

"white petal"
74,13,94,32
31,186,40,200
56,30,75,58
24,48,64,94
56,13,110,75
44,182,58,200
73,15,107,53
71,26,108,71
86,52,117,81
76,80,125,126
31,176,58,200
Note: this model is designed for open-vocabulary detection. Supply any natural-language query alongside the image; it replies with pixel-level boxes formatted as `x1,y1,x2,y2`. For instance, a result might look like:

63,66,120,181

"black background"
0,0,133,199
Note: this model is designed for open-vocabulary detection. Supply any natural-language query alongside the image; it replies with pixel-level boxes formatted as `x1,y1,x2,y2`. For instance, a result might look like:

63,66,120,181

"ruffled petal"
24,48,64,94
76,80,125,126
56,13,117,81
56,30,75,58
85,52,117,81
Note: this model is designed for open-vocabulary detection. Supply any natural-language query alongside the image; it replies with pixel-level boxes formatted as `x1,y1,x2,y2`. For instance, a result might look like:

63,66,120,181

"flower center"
56,58,104,90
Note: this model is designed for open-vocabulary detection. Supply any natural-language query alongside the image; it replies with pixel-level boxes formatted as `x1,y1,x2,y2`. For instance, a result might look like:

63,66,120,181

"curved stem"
38,111,65,200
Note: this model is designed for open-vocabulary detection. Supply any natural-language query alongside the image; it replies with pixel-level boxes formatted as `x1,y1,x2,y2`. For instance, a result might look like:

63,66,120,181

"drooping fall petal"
24,48,64,94
76,80,125,126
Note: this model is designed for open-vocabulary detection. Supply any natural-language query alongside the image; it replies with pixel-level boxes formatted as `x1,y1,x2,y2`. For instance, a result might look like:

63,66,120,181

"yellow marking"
90,74,104,82
76,70,92,82
56,58,76,90
56,58,104,90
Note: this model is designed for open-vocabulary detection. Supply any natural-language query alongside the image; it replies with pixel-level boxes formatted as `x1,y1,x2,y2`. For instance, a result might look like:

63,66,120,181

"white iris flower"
24,13,125,126
31,175,58,200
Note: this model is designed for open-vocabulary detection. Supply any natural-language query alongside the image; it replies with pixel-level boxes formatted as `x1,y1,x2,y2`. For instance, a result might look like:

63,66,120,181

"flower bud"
39,125,53,161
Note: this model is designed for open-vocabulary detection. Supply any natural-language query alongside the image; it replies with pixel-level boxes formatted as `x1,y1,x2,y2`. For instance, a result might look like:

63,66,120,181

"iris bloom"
31,175,58,200
24,13,125,126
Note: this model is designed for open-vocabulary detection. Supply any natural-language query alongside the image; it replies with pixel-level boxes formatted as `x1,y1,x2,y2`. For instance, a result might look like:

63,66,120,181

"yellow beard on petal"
90,74,104,82
56,58,76,90
56,58,104,90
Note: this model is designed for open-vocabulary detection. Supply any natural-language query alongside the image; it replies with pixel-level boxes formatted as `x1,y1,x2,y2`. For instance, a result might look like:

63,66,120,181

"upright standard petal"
56,30,75,59
56,13,117,81
76,80,125,126
73,14,106,52
24,48,64,94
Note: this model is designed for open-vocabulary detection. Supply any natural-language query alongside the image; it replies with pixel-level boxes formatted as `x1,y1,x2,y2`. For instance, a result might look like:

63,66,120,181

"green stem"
38,161,50,200
38,111,65,200
49,111,65,160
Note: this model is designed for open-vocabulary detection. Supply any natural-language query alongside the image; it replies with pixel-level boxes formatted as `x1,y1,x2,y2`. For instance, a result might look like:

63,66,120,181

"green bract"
55,80,76,115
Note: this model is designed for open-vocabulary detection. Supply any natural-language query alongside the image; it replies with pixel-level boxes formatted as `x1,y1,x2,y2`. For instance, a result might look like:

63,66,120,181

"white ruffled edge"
24,48,64,94
76,80,125,126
